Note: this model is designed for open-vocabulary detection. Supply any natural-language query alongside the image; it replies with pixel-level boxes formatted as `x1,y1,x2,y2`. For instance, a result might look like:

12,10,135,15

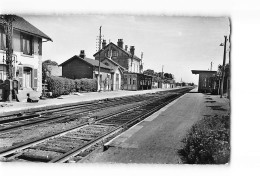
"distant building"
191,70,217,93
59,50,112,90
0,15,52,100
93,39,142,73
123,72,152,91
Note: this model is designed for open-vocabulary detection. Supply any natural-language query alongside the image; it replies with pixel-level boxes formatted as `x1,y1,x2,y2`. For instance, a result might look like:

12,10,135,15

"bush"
178,114,230,164
47,76,97,97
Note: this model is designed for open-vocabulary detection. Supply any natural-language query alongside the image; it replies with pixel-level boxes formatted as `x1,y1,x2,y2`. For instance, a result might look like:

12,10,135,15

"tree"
157,72,163,78
42,60,58,83
43,60,58,66
143,69,155,76
164,73,174,79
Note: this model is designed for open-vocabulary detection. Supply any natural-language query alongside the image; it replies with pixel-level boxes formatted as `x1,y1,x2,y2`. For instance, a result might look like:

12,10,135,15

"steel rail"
0,97,147,133
0,100,151,158
0,88,192,162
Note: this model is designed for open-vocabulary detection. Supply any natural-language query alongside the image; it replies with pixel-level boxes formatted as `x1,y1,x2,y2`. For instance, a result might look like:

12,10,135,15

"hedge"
178,114,230,164
47,76,97,97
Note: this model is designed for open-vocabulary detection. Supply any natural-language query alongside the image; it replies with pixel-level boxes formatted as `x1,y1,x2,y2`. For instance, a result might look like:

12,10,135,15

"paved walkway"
0,88,178,116
79,88,230,164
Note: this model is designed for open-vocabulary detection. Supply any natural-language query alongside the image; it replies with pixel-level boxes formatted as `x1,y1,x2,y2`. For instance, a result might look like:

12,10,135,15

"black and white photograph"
0,0,260,175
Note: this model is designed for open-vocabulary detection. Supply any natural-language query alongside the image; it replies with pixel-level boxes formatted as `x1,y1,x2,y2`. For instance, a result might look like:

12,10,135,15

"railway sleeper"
18,149,62,162
28,146,69,154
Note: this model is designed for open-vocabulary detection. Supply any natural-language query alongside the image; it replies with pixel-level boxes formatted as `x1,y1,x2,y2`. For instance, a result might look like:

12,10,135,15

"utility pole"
227,19,231,100
210,61,213,71
140,52,143,73
2,15,15,101
2,15,14,80
161,65,164,79
220,36,227,98
98,26,102,91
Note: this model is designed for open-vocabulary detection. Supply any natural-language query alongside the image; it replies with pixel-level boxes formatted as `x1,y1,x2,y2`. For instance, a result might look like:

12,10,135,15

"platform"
0,88,180,116
79,88,230,164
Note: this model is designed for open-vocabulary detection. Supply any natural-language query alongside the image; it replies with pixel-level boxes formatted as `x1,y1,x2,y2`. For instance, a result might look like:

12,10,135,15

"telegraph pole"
162,65,164,79
210,61,213,71
2,15,15,101
220,36,227,98
2,15,14,80
98,26,102,91
140,52,143,73
227,19,231,99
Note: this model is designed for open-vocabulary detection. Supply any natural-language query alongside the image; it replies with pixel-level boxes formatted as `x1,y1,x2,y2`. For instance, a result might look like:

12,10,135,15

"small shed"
191,70,217,93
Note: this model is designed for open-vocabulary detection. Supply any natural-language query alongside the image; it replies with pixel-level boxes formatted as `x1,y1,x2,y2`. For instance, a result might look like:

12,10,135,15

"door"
23,67,32,88
115,73,119,90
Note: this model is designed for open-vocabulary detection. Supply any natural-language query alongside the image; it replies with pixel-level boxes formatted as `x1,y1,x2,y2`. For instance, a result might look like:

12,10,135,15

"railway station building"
0,15,52,101
93,39,143,74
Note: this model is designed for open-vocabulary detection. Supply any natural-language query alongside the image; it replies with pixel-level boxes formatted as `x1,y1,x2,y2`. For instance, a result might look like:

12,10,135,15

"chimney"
130,46,135,56
125,45,128,51
117,39,123,48
79,50,85,58
102,39,107,49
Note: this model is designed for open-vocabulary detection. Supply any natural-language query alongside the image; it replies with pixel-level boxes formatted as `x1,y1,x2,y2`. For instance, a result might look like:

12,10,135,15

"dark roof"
59,55,112,70
0,15,52,41
93,42,141,61
191,70,217,74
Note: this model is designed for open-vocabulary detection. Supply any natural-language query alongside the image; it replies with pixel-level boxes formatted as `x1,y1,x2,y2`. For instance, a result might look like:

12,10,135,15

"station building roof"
191,70,217,75
0,15,52,41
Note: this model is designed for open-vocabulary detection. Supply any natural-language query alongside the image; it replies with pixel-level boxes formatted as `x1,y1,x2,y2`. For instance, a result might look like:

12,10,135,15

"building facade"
123,73,152,91
0,15,52,100
101,57,125,91
93,39,142,73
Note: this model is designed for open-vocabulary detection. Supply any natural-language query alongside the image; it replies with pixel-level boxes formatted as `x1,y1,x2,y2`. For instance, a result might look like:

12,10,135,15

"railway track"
0,87,192,163
0,94,155,133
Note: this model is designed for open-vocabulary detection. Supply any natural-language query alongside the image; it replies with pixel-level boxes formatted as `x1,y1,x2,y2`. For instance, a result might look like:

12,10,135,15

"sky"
21,14,230,84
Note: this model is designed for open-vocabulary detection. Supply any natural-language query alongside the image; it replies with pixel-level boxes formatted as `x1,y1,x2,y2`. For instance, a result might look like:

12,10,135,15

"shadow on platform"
187,91,200,94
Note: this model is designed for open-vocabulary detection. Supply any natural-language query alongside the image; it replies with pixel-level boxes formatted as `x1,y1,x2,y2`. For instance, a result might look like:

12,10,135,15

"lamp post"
220,35,227,98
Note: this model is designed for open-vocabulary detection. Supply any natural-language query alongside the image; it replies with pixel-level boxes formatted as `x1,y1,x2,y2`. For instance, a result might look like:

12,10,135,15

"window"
105,50,110,57
38,38,42,55
0,65,7,81
116,73,119,81
21,33,33,55
133,77,136,85
128,78,132,85
0,26,6,50
112,50,118,57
